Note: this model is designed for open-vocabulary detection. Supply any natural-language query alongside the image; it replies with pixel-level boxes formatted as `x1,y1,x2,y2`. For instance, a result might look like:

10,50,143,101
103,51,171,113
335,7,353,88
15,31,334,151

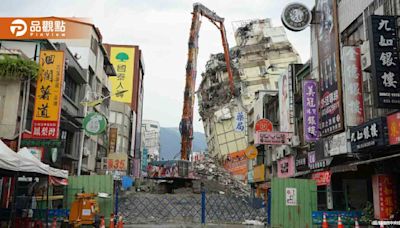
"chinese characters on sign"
372,175,397,220
235,111,245,132
255,132,293,145
303,80,319,142
109,128,118,154
387,112,400,145
277,155,295,178
107,153,128,171
255,118,273,132
109,46,135,104
0,17,91,39
32,50,64,139
317,0,344,136
368,15,400,108
224,150,248,181
342,46,364,126
312,171,331,186
285,188,297,206
350,117,387,152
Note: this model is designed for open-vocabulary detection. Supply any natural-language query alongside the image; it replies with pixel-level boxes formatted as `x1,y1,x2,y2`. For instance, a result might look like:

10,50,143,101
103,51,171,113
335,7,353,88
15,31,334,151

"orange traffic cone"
109,213,115,228
354,217,360,228
117,214,124,228
337,215,344,228
51,217,57,228
99,216,106,228
322,213,328,228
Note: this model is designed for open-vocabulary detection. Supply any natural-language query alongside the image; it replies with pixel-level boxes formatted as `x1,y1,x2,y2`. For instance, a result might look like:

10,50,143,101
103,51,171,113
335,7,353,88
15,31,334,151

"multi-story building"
141,120,161,162
104,44,145,177
249,0,400,222
198,19,300,166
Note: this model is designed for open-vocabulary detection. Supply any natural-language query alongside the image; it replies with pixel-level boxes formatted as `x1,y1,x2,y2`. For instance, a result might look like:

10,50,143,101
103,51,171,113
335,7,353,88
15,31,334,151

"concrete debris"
192,157,250,197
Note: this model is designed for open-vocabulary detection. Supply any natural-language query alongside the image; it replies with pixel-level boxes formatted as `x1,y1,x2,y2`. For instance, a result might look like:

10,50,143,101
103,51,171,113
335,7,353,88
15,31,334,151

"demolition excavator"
179,3,235,160
147,3,234,183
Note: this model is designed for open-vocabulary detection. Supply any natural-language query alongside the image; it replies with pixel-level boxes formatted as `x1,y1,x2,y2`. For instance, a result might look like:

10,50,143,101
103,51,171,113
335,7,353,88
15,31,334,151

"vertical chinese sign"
368,15,400,108
109,46,135,103
32,50,64,139
372,174,397,220
387,112,400,145
316,0,344,136
235,111,245,132
279,70,294,132
303,80,319,142
342,46,364,126
109,128,118,154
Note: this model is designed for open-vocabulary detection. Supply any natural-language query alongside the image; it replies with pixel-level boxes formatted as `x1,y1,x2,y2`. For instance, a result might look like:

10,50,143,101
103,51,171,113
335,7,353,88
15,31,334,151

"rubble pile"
192,157,250,197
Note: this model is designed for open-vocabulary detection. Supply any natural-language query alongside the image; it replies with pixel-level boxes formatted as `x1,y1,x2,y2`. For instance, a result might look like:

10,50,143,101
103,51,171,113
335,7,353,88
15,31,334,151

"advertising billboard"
109,46,135,104
31,50,64,139
279,69,294,132
316,0,344,136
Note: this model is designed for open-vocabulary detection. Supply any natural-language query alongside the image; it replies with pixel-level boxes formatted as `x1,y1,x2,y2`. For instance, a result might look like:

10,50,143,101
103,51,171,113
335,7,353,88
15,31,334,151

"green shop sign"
83,112,107,135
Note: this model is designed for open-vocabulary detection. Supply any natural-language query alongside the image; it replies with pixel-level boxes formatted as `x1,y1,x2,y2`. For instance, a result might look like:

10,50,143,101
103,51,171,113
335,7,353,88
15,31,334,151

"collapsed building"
197,19,301,173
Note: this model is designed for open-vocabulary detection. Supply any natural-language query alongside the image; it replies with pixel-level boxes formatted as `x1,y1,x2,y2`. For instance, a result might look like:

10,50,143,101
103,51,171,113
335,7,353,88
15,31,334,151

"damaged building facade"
198,19,300,181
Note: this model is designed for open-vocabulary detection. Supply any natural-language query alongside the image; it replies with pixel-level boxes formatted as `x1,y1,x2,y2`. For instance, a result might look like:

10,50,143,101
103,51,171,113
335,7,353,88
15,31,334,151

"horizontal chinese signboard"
32,50,64,139
312,171,331,186
350,117,388,152
107,153,128,171
387,112,400,145
255,132,293,145
368,15,400,108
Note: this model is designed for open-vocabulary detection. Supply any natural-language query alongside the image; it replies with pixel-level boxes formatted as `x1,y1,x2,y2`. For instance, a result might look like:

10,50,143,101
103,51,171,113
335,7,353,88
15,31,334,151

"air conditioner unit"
360,40,371,72
291,135,300,147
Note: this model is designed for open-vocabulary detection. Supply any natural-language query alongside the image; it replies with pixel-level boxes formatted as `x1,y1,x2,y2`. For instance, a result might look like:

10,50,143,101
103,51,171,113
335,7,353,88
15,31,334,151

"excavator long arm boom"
180,3,234,160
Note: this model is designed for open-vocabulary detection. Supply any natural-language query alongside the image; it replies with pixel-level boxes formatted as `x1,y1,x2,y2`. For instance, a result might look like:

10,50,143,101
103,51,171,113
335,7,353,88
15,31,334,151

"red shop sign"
255,119,273,132
387,112,400,145
311,171,331,186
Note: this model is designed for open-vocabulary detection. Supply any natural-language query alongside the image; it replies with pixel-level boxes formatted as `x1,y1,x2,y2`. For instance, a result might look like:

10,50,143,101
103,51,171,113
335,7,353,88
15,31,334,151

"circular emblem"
281,2,312,32
245,145,258,159
83,112,107,135
255,119,273,132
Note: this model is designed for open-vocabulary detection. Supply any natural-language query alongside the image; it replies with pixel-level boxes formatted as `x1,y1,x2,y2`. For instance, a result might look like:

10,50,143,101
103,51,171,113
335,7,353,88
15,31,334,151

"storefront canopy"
0,140,68,179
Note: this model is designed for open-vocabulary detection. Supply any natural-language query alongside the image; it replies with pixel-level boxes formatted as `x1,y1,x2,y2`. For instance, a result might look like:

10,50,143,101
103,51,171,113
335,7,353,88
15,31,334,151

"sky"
1,0,314,133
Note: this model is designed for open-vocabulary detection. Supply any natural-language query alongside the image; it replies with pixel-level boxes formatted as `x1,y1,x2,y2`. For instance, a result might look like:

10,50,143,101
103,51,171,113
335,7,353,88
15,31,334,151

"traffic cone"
337,215,344,228
322,213,328,228
109,213,115,228
354,217,360,228
51,217,57,228
99,216,106,228
117,214,124,228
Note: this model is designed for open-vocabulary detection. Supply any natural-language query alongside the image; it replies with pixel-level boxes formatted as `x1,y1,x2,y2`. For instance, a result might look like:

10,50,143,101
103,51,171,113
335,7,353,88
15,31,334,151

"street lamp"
77,89,128,176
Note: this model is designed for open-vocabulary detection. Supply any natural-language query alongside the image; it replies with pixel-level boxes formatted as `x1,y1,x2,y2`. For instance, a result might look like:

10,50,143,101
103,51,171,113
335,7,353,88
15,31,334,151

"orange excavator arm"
180,3,234,160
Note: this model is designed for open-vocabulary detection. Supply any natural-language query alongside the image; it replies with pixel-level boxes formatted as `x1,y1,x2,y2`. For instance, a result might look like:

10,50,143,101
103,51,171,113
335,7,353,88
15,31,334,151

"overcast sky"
2,0,314,133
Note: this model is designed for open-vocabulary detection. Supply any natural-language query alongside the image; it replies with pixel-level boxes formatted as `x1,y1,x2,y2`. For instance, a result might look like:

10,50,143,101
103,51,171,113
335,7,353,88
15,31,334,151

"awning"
0,140,20,172
349,153,400,166
0,140,68,179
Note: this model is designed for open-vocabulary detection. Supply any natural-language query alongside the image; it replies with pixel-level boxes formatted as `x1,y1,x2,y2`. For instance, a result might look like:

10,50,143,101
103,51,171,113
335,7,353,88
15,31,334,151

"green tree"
116,52,129,62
